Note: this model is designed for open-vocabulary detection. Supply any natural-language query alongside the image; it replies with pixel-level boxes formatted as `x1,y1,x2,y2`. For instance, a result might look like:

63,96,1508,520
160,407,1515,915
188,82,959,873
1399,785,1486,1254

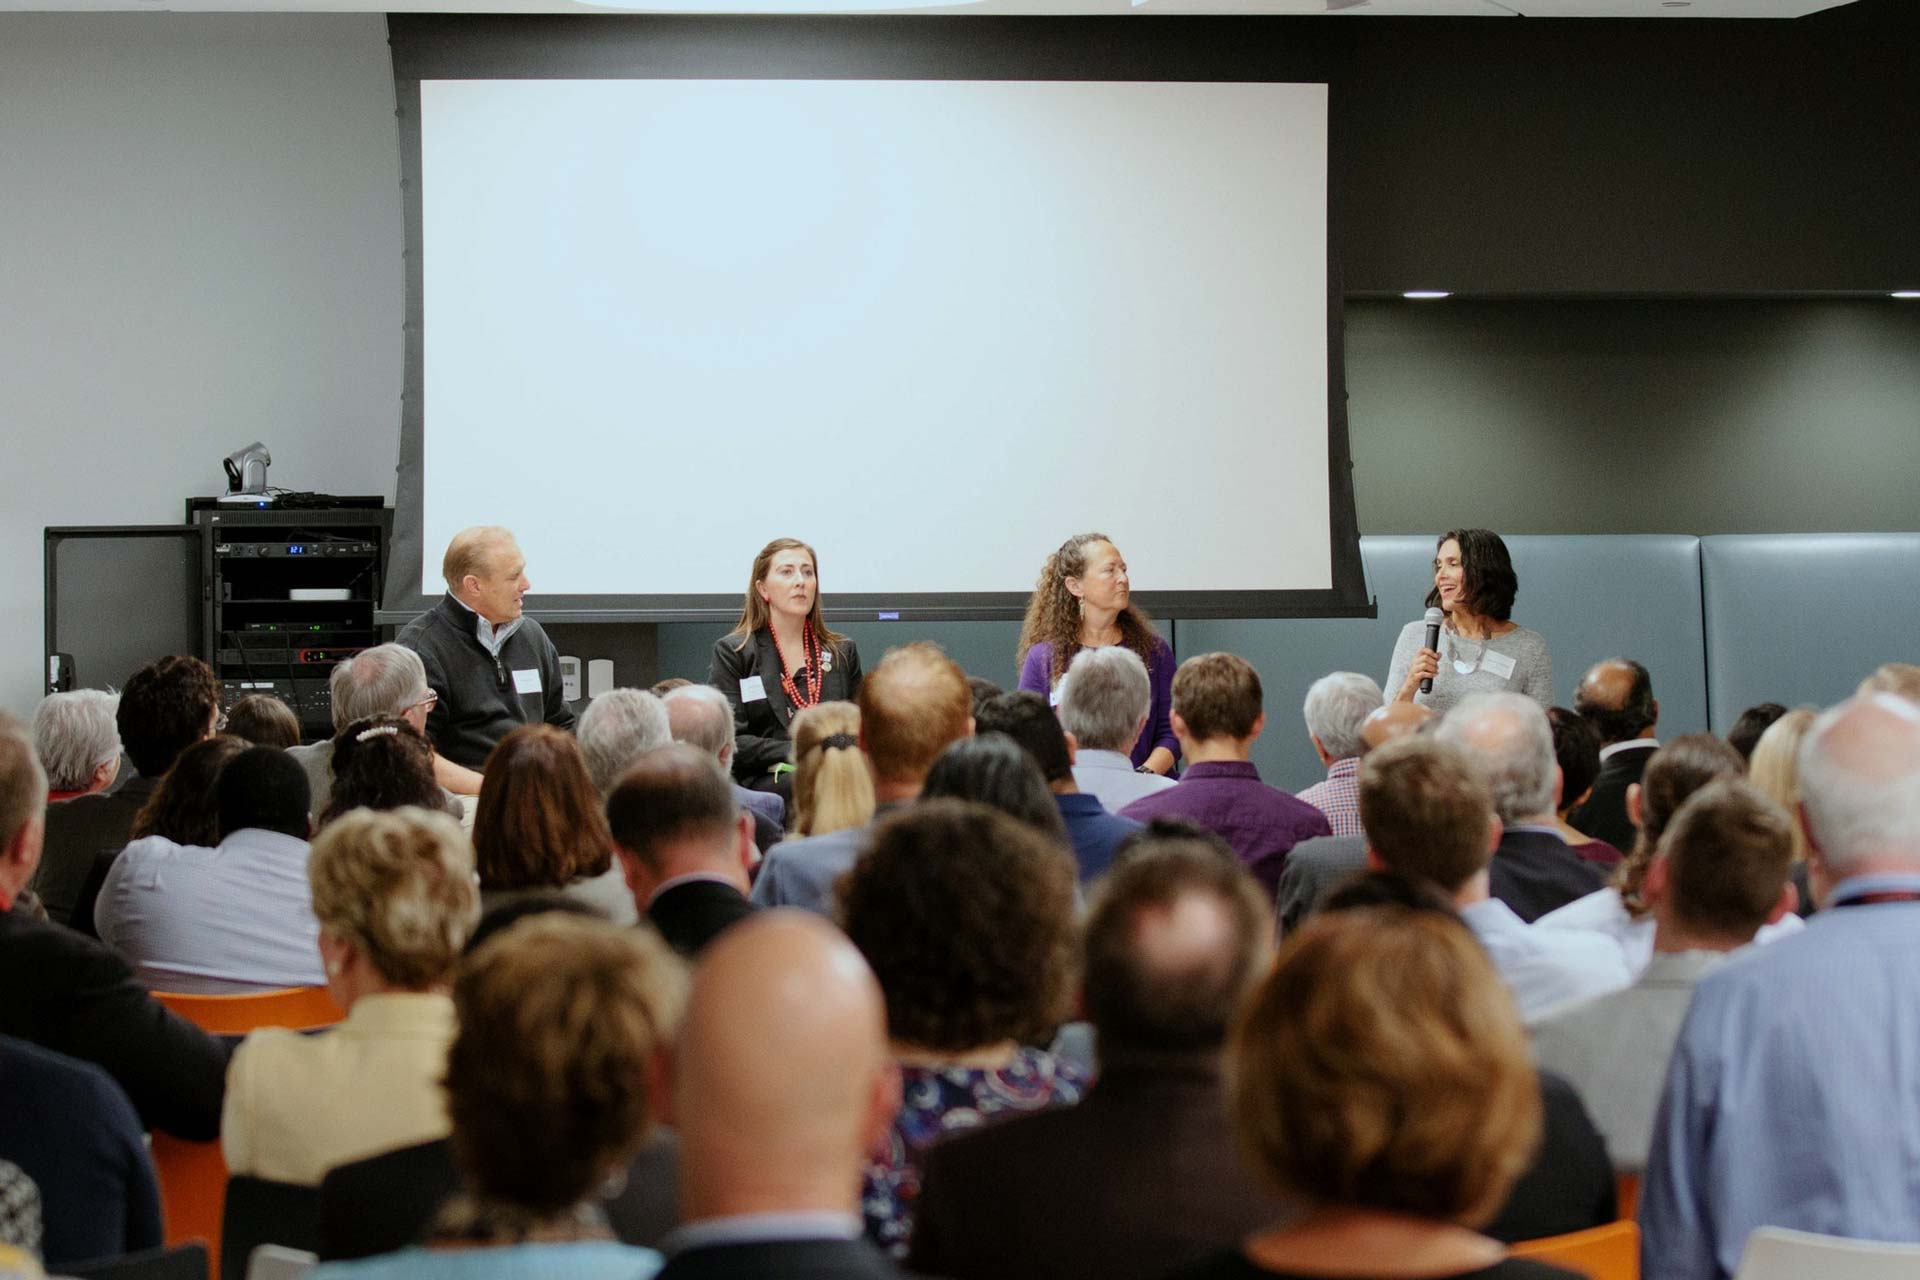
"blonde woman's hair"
308,806,480,989
1747,707,1818,862
1229,908,1540,1228
790,701,874,837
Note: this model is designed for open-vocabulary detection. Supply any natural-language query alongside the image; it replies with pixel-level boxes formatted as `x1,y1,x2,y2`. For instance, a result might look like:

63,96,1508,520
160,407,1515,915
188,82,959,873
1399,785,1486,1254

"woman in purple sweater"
1016,532,1177,776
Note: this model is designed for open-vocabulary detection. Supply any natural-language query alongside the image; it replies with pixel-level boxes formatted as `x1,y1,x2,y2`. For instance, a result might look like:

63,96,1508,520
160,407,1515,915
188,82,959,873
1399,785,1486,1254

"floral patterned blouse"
861,1046,1087,1257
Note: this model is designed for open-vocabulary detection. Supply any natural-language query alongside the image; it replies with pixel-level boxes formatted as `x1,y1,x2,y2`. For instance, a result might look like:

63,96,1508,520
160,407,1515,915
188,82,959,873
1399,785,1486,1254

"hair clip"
820,732,858,751
356,724,402,743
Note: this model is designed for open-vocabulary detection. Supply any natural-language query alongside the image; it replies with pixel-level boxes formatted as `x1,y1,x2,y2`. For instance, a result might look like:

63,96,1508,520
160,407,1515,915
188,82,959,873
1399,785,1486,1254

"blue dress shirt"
1054,793,1141,883
1641,873,1920,1280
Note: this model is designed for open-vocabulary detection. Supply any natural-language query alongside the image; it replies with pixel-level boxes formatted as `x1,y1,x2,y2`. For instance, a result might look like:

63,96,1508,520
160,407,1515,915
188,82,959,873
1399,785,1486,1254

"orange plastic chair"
149,988,343,1280
1510,1220,1640,1280
1616,1172,1642,1221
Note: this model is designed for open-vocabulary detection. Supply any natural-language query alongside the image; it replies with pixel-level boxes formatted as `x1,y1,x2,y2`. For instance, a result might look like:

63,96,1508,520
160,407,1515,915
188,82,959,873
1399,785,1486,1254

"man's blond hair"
442,526,516,592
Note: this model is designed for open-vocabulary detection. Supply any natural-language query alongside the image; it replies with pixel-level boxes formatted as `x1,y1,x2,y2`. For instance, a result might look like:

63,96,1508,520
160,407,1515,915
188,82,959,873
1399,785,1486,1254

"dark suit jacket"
708,631,863,782
32,776,160,927
658,1237,905,1280
1488,828,1605,924
907,1061,1276,1280
0,904,229,1140
1273,834,1368,936
1568,742,1656,853
1484,1070,1616,1243
317,1131,680,1261
647,879,757,958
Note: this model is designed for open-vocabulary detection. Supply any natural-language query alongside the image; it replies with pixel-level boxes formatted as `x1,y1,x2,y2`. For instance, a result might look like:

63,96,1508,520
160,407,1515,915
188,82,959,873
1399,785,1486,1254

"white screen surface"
421,78,1330,600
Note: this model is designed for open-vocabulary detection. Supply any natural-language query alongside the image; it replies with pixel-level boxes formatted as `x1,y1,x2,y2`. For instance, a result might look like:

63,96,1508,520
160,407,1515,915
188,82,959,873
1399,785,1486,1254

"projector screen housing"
384,15,1368,624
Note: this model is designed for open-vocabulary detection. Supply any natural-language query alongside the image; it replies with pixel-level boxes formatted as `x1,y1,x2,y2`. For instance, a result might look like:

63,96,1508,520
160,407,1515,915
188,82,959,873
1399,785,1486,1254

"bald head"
1799,694,1920,885
1360,701,1432,755
676,912,897,1217
1575,658,1657,745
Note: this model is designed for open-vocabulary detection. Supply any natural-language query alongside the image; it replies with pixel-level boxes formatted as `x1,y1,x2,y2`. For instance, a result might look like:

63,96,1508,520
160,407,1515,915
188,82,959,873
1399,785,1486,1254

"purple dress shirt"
1018,638,1177,769
1118,761,1332,897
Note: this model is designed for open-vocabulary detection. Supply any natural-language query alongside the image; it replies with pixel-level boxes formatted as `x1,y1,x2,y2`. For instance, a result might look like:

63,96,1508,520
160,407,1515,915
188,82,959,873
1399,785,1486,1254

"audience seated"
578,687,672,795
1547,707,1621,868
787,702,874,838
1059,647,1176,813
0,722,229,1139
1642,694,1920,1280
34,655,217,926
1170,908,1580,1280
1296,672,1383,837
31,690,120,803
1359,736,1630,1022
1275,701,1430,933
657,913,905,1280
662,685,784,851
974,691,1141,883
314,913,682,1279
908,830,1275,1280
837,801,1083,1257
223,694,301,749
1725,700,1788,763
0,1035,160,1269
96,746,323,993
607,745,757,958
472,724,634,925
1119,653,1331,897
318,718,453,829
1434,693,1604,923
223,807,479,1185
1568,659,1661,852
921,734,1069,844
1533,780,1796,1174
1537,734,1801,971
67,734,249,938
290,645,480,813
753,643,972,914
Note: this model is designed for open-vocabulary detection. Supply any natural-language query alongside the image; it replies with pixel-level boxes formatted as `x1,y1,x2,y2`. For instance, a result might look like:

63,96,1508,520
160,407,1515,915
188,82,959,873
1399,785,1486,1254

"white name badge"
739,675,768,703
1048,683,1062,708
512,668,543,695
1482,650,1518,682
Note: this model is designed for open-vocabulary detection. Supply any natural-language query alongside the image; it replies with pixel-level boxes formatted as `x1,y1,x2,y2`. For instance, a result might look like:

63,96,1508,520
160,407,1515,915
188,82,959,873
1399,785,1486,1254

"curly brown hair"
472,725,613,890
1016,532,1160,685
838,799,1078,1052
131,734,250,844
1614,733,1746,917
118,655,220,777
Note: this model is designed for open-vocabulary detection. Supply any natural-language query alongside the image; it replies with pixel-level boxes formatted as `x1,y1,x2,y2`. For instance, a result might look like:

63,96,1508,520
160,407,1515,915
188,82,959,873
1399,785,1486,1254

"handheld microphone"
1420,607,1443,695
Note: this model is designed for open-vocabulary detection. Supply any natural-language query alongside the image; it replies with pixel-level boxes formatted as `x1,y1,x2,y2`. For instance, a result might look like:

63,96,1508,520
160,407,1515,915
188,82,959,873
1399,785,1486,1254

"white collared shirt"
1599,736,1660,762
448,591,525,657
1460,896,1633,1025
1071,748,1176,814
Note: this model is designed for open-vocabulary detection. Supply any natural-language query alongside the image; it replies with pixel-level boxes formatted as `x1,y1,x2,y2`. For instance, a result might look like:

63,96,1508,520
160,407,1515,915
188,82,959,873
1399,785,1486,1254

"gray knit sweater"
1384,619,1554,717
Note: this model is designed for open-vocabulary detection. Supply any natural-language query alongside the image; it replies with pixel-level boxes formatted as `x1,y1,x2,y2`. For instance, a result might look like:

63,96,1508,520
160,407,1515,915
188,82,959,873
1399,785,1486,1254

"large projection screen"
385,17,1367,624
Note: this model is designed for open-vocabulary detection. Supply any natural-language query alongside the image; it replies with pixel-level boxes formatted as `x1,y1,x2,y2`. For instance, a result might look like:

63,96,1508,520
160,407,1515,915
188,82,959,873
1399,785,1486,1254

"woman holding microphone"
710,537,863,791
1017,532,1178,775
1386,529,1552,715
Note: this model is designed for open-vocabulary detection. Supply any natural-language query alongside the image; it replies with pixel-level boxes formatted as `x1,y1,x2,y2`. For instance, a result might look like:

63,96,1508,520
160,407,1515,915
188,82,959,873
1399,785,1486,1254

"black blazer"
658,1237,905,1280
1568,742,1656,853
32,776,160,928
0,904,229,1140
1483,1070,1616,1243
317,1131,680,1261
708,630,863,781
907,1061,1276,1280
1488,828,1605,924
647,879,757,959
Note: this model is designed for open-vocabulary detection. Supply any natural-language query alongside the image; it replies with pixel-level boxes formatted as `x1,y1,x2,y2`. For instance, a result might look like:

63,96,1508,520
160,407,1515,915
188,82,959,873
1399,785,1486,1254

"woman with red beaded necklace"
708,538,864,797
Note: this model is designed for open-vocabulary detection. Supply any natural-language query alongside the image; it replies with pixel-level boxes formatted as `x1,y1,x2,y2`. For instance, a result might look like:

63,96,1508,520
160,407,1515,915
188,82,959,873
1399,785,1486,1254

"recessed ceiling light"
1403,291,1452,300
1893,291,1920,299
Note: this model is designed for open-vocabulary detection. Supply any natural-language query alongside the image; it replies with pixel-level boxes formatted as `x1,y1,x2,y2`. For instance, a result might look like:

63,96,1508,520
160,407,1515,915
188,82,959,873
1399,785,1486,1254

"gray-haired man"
288,644,481,813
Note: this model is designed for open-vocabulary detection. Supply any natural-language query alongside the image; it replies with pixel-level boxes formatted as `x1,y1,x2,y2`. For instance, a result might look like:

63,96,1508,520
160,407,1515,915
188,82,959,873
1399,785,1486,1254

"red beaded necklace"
776,625,824,711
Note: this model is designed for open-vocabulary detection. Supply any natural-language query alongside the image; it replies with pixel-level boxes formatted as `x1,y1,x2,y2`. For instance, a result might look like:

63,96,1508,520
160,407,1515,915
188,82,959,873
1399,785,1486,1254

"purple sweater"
1019,637,1177,769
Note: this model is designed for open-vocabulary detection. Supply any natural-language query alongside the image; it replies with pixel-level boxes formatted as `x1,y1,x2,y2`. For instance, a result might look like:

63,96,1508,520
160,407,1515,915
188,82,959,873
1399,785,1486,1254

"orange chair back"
1510,1220,1640,1280
149,988,344,1280
1616,1172,1642,1221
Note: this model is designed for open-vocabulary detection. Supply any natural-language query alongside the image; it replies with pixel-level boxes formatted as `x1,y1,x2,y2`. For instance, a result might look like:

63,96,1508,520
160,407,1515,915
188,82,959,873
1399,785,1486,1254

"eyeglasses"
409,691,439,712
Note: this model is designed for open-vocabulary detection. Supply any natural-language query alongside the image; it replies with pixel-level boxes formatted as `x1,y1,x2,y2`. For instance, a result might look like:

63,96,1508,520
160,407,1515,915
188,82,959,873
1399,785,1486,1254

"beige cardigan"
221,991,456,1186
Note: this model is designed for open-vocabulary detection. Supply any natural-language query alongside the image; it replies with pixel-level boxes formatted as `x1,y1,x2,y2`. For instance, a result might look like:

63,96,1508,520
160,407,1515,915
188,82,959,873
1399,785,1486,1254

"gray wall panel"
1701,534,1920,730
